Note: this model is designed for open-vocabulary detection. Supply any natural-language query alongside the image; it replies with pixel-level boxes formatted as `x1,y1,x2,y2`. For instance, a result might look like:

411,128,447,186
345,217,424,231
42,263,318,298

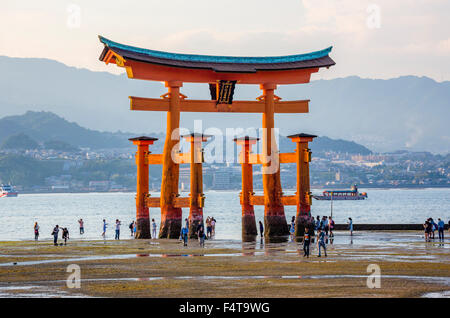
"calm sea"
0,188,449,241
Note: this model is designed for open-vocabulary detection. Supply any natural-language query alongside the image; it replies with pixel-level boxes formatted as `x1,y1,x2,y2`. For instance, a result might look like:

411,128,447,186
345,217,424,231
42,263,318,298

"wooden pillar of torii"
234,136,259,237
159,81,183,238
288,133,317,236
260,84,288,236
182,133,210,238
98,35,335,239
128,136,158,239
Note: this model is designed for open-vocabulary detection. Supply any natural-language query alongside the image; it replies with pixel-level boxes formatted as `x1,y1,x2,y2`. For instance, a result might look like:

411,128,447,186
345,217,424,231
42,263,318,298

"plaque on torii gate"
98,36,335,238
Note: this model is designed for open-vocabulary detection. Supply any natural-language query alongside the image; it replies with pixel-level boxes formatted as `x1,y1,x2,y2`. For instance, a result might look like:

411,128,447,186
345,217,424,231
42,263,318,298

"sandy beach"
0,231,449,298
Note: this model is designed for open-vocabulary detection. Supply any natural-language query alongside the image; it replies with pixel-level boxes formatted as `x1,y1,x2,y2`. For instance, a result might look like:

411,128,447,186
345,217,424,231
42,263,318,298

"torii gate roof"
99,36,335,84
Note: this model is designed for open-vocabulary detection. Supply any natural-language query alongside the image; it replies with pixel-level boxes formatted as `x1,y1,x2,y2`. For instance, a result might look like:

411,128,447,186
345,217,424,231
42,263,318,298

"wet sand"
0,231,449,298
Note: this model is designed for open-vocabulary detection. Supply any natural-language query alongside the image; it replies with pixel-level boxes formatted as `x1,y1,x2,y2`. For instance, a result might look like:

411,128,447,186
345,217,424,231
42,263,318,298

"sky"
0,0,449,81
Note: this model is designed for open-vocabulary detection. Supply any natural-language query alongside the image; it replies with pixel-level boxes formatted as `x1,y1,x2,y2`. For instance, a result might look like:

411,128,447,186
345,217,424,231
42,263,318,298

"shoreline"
13,186,450,195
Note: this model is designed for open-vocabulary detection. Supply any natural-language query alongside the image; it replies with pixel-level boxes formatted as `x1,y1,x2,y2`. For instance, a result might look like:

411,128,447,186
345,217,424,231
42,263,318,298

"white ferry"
313,184,367,201
0,184,18,197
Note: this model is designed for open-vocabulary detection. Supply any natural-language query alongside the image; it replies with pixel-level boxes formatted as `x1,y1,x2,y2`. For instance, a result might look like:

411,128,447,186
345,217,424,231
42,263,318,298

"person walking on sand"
34,222,40,241
115,219,121,240
303,227,310,258
133,221,137,238
102,219,108,239
424,219,431,242
51,225,59,246
290,216,295,240
129,221,134,236
152,219,157,239
329,216,335,238
197,223,206,248
259,221,264,237
430,218,437,239
315,216,320,231
181,225,189,247
62,227,69,245
348,217,353,236
206,217,212,238
78,219,84,235
437,218,445,241
317,228,327,257
211,217,216,236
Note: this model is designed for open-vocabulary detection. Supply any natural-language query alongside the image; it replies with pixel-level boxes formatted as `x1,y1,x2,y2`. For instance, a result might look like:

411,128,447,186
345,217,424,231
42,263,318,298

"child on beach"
181,226,189,247
197,223,206,248
133,222,137,238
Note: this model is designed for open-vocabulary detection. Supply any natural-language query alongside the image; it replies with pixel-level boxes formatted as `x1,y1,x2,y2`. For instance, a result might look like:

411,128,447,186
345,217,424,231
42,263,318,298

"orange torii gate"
98,36,335,239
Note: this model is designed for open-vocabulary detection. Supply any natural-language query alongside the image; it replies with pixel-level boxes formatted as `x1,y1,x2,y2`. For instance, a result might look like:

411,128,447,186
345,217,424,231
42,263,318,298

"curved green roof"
99,36,333,65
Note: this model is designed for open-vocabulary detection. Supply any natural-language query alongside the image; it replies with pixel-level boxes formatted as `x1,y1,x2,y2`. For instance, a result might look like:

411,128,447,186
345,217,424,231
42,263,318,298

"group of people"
205,216,217,238
33,222,70,246
50,225,69,246
313,215,337,237
301,227,328,258
102,219,122,240
180,216,218,247
423,217,448,242
128,219,158,238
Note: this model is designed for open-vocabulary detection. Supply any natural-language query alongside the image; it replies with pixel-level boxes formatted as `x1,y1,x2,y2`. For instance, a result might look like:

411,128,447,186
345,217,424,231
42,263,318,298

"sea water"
0,188,448,241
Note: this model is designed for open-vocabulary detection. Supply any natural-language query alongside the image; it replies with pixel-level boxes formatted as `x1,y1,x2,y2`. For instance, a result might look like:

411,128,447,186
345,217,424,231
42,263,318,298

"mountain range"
0,111,372,155
0,55,448,153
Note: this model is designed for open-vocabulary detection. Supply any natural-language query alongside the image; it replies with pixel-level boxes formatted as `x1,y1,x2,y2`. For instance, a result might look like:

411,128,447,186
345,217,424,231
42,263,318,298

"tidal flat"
0,231,449,298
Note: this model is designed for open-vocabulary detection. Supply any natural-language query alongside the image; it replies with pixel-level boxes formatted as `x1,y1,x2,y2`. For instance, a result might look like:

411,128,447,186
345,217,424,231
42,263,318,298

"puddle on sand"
2,274,448,297
422,290,450,298
0,251,269,267
14,274,450,285
0,285,87,298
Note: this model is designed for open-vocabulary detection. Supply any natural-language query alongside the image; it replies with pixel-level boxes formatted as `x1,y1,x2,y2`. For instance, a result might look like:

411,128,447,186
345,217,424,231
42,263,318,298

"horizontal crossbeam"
239,152,297,164
130,97,309,113
145,196,190,208
249,194,298,206
143,153,192,165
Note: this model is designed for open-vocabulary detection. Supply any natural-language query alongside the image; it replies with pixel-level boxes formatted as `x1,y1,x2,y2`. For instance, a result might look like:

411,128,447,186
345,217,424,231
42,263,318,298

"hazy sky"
1,0,449,81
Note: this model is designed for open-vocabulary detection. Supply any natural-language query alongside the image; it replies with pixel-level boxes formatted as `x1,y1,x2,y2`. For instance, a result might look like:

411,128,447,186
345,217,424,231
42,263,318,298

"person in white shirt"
115,219,121,240
152,219,157,239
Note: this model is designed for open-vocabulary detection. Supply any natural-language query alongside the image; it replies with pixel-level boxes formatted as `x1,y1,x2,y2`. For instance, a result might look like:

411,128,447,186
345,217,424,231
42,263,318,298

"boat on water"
0,184,18,197
313,184,367,201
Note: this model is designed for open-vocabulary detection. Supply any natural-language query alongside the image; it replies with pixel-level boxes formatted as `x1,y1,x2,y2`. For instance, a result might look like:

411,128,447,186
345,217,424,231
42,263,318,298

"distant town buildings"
0,147,448,193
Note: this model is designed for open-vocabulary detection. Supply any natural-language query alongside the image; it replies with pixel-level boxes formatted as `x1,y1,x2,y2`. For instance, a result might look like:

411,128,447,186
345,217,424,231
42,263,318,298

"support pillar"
260,83,288,236
159,81,183,238
234,136,259,237
288,133,316,237
129,136,158,239
183,133,210,238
